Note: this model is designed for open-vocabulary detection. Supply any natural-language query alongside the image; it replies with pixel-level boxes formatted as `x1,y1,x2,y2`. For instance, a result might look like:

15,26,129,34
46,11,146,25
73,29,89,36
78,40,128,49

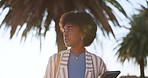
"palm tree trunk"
139,58,145,78
55,17,67,52
56,30,67,52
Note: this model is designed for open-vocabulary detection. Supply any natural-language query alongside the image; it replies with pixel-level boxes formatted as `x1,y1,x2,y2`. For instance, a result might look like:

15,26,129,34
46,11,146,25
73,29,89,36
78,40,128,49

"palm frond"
0,0,130,51
108,0,128,18
116,7,148,75
0,0,128,38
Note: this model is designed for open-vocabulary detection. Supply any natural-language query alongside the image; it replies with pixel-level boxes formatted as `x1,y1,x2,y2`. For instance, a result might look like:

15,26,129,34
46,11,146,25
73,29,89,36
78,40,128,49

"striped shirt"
44,49,106,78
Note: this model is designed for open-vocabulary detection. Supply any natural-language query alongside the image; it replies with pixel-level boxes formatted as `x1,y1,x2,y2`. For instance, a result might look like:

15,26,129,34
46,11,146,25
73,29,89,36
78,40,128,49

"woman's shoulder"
87,51,104,61
49,49,70,58
59,49,70,54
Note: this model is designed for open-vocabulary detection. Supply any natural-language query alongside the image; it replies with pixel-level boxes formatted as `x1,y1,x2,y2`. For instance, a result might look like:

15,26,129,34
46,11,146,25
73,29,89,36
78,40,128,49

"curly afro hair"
59,11,97,46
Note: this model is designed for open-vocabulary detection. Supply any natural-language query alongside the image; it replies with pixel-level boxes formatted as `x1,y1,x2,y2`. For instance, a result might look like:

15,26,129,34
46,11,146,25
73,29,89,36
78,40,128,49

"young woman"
44,11,106,78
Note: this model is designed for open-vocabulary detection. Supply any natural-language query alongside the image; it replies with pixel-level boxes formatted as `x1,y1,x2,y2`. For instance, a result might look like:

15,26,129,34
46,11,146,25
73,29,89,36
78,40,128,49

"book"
100,71,121,78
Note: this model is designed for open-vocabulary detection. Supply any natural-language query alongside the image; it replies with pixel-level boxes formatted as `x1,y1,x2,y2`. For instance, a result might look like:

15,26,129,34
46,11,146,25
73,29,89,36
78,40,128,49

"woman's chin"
65,44,71,47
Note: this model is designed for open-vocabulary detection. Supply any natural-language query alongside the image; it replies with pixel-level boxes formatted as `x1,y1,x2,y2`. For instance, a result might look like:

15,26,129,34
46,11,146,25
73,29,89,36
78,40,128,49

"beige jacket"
44,49,106,78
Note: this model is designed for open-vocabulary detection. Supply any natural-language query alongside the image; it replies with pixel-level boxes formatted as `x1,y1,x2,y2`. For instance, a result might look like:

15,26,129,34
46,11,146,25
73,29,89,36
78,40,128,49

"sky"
0,0,148,78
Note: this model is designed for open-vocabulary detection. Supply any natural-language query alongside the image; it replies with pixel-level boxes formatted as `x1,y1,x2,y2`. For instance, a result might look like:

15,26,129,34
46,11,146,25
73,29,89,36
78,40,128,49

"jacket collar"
59,49,94,78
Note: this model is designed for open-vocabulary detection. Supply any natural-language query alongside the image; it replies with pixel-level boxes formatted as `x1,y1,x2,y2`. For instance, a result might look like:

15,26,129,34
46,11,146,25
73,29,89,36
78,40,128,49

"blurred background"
0,0,148,78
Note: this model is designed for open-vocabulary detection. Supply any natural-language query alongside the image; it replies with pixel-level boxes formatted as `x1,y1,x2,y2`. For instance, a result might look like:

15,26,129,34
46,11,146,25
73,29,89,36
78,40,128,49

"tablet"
100,71,121,78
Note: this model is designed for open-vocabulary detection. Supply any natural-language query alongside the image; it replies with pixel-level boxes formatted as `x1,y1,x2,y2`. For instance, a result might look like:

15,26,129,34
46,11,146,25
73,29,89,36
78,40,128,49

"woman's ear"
80,32,85,40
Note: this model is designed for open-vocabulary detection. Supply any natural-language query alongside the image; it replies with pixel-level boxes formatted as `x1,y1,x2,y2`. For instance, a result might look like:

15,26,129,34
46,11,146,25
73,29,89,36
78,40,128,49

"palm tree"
116,6,148,78
0,0,128,52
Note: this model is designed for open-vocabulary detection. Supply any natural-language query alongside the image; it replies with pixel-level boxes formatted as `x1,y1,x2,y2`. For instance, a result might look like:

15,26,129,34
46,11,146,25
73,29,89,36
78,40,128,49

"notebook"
100,71,121,78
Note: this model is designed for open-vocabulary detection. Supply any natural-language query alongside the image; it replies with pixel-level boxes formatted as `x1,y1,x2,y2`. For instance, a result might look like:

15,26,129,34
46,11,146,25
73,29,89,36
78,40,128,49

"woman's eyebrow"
64,25,74,29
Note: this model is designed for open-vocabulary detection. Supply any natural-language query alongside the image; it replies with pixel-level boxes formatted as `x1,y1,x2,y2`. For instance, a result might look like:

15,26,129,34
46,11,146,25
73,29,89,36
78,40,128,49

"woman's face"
63,23,84,47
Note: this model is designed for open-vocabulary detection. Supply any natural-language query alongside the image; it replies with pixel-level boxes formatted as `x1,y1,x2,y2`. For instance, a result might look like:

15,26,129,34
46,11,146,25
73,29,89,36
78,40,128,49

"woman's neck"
70,46,85,55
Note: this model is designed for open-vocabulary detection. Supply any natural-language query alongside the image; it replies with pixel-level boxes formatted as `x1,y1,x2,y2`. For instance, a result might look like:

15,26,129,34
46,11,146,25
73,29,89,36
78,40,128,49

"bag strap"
54,53,61,78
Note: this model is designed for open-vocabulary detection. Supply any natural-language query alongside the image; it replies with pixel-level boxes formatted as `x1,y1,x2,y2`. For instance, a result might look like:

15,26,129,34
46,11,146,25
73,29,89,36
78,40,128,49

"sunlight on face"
0,0,148,78
63,24,83,47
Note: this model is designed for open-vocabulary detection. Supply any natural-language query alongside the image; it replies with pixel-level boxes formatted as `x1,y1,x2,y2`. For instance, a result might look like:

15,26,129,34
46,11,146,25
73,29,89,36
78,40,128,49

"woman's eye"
68,29,72,32
63,29,72,33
